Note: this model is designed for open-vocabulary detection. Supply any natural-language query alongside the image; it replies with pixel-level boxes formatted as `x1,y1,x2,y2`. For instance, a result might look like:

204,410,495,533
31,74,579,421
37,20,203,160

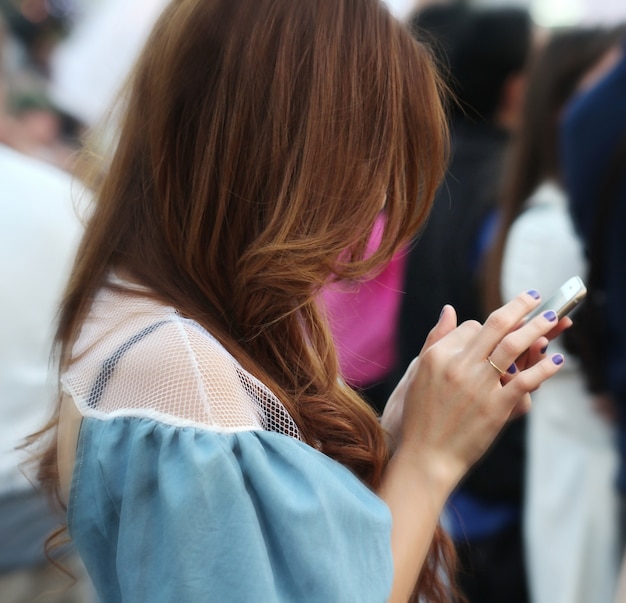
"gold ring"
487,356,506,377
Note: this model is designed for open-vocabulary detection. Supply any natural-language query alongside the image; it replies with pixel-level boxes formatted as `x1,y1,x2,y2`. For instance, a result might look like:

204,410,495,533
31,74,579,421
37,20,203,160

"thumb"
420,304,458,354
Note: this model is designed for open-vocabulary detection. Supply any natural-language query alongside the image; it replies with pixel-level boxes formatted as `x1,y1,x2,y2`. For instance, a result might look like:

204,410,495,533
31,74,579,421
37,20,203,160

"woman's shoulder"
68,415,393,602
62,283,300,437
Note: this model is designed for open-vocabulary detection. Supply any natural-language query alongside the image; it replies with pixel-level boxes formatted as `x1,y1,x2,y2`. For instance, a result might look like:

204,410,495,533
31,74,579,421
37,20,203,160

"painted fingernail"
543,310,557,322
507,363,517,374
526,289,540,300
540,345,548,354
552,353,564,366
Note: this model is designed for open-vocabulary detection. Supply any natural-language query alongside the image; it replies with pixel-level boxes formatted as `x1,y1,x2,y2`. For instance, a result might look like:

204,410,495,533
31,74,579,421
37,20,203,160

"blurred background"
1,0,625,175
388,0,626,24
1,1,626,603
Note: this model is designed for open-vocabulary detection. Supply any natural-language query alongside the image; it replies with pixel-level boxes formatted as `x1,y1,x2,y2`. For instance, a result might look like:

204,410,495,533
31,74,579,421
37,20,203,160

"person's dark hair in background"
394,5,534,603
415,5,532,126
399,4,533,362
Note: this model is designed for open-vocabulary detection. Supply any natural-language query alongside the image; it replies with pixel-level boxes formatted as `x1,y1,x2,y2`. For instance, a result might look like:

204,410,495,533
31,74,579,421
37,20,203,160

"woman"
482,27,624,603
35,1,569,601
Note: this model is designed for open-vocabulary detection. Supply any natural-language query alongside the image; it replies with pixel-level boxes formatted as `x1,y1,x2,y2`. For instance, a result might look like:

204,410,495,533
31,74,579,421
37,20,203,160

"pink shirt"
321,217,407,388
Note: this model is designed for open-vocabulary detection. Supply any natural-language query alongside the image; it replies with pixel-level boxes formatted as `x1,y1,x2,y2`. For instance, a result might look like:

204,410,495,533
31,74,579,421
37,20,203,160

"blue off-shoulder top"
61,282,393,602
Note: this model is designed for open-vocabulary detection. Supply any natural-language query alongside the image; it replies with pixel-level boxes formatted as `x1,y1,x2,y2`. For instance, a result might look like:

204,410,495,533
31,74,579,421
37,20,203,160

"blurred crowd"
1,0,626,602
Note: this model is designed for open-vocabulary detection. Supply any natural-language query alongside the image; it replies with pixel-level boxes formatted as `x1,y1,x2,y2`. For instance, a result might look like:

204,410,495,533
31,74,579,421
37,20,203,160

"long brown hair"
38,0,454,598
482,25,626,313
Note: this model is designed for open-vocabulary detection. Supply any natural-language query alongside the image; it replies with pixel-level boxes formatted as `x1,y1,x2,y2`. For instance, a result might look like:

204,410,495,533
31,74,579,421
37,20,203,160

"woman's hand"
395,290,567,484
379,290,569,602
380,304,457,449
381,291,570,463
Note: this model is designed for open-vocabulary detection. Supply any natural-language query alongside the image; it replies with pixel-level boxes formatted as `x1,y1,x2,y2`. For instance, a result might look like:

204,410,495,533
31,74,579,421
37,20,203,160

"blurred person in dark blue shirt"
560,36,626,548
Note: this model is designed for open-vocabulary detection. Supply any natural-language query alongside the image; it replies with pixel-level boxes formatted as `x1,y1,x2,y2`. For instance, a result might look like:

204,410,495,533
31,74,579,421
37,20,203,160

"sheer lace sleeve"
62,283,301,438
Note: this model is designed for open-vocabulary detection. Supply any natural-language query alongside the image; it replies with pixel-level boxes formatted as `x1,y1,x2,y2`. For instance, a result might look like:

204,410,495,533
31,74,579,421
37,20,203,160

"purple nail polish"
552,354,564,366
507,363,517,374
540,345,548,354
543,310,557,322
526,289,540,300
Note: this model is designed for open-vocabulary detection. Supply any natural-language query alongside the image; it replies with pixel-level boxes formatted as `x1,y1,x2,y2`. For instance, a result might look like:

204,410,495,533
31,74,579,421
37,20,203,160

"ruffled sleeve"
69,417,393,602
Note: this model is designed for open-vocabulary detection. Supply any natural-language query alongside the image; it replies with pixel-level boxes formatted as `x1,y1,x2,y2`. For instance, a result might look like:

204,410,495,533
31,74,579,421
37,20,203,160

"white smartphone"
526,275,587,321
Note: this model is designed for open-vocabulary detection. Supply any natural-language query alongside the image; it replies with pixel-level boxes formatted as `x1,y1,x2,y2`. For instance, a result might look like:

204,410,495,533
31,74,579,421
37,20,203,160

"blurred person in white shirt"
0,15,93,603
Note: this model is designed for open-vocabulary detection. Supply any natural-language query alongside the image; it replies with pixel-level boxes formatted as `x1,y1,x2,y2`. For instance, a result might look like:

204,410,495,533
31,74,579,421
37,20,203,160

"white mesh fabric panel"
62,280,301,439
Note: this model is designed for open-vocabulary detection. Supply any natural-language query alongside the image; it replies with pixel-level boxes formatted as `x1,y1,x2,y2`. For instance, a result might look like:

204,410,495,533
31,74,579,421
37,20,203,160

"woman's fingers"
471,290,543,359
382,305,459,445
511,336,549,374
419,304,458,354
486,309,560,375
395,295,569,484
499,353,564,407
544,315,573,341
474,289,573,379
